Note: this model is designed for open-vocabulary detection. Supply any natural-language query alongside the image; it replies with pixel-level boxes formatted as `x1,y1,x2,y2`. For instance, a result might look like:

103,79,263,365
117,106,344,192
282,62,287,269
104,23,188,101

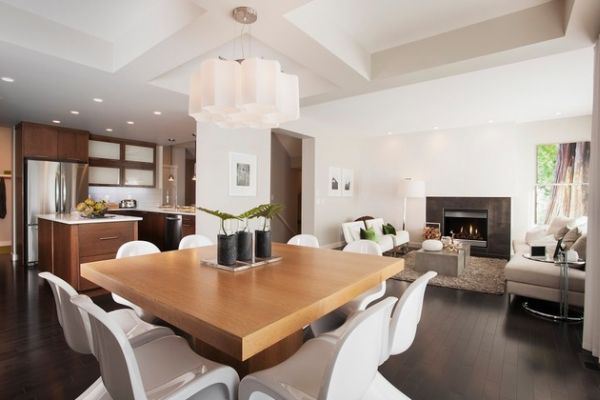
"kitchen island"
38,213,141,292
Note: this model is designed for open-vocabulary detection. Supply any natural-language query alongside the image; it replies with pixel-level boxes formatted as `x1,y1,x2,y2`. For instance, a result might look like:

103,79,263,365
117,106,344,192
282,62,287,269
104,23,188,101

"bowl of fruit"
76,198,108,218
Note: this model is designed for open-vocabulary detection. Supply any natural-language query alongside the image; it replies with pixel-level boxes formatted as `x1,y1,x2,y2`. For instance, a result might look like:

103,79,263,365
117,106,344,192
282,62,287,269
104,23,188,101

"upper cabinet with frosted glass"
88,135,156,187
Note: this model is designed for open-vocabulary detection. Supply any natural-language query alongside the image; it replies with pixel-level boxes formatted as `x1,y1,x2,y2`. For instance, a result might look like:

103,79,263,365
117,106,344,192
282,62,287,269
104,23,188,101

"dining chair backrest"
287,234,319,248
38,272,92,355
319,296,398,400
71,294,147,400
178,234,213,250
343,240,383,256
387,271,437,360
116,241,160,259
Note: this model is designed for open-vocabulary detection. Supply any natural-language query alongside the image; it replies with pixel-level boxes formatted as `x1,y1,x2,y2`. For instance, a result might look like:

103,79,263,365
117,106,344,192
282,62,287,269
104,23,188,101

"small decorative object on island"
76,198,108,218
197,207,240,266
253,203,283,258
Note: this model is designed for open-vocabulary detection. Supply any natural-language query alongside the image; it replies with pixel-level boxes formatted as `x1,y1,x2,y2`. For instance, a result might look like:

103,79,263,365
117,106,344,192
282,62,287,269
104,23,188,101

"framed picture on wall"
342,169,354,197
229,152,257,196
328,167,342,196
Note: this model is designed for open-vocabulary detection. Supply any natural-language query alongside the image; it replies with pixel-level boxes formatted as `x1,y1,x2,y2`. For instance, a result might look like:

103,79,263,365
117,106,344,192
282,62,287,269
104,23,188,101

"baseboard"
0,240,11,246
321,241,344,250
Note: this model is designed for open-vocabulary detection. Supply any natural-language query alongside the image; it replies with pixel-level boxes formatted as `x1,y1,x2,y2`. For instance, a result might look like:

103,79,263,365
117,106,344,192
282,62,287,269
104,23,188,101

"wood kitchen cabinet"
19,122,89,162
182,215,196,237
37,217,138,292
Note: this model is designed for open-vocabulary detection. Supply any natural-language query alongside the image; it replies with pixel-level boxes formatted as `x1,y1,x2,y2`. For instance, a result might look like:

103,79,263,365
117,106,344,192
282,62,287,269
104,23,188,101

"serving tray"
201,255,282,272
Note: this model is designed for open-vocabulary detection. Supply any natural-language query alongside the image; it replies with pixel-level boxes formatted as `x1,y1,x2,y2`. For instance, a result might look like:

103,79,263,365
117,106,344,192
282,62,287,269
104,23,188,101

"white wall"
195,124,271,239
0,126,12,246
358,116,592,243
313,136,362,247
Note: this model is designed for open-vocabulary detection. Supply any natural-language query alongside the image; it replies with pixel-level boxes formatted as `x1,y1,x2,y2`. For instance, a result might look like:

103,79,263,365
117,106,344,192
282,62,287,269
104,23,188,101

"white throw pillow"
525,225,549,244
547,216,574,236
349,225,362,241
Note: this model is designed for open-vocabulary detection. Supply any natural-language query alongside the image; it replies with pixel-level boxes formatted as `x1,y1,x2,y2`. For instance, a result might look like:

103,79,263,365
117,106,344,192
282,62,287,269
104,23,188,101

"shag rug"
392,251,507,295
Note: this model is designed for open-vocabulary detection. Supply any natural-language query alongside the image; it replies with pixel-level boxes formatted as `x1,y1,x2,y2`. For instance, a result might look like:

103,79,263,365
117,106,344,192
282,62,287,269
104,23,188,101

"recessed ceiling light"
52,120,61,124
153,111,162,115
1,76,14,83
168,138,175,142
93,98,103,103
433,126,439,130
126,121,135,125
70,110,79,115
105,128,113,132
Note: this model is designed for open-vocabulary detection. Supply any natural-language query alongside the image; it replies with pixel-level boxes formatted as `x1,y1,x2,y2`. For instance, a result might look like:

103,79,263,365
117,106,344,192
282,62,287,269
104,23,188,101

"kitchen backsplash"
88,187,162,208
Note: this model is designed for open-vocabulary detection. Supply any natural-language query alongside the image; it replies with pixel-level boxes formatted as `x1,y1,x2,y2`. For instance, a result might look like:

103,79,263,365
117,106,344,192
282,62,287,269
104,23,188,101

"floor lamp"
398,178,425,231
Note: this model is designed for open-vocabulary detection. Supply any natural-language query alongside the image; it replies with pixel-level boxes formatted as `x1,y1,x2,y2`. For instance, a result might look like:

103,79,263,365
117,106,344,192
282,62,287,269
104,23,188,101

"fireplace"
426,197,511,259
443,209,488,247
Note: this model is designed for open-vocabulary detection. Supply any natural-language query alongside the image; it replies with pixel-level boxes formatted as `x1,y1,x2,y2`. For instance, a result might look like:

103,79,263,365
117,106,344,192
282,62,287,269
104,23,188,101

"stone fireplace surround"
426,197,511,259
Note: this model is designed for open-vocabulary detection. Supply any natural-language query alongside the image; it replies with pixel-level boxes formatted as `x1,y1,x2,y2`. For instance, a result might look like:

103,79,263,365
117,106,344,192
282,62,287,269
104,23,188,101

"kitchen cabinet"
19,122,89,162
89,134,156,187
182,215,196,237
37,215,139,292
110,210,195,250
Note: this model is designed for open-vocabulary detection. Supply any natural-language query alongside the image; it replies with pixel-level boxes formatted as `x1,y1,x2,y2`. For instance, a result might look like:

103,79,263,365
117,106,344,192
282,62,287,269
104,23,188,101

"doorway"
270,130,303,243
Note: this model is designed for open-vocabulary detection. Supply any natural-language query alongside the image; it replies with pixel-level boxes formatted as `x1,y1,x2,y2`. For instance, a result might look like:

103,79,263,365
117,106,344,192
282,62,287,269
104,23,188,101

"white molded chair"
239,296,398,400
71,294,239,400
39,272,175,400
322,271,438,399
310,240,386,336
113,241,160,322
287,234,319,248
179,234,213,249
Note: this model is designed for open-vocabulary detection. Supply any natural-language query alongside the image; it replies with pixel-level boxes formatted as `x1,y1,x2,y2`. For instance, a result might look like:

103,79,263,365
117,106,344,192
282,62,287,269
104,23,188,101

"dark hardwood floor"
1,254,600,400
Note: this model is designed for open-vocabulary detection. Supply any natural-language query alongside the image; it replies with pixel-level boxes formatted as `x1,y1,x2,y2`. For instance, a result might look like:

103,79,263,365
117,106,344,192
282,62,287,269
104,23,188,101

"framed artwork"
342,169,354,197
229,152,257,196
328,167,342,196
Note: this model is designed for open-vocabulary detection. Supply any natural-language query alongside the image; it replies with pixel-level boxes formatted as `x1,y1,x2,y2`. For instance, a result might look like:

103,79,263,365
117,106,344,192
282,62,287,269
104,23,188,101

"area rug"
392,251,507,294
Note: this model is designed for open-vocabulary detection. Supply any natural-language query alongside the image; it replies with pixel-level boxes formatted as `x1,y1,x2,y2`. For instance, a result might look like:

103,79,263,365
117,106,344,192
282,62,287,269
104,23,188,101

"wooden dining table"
81,242,404,375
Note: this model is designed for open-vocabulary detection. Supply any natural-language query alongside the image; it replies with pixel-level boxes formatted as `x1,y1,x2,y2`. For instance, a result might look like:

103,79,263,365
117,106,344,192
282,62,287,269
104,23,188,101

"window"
535,142,590,224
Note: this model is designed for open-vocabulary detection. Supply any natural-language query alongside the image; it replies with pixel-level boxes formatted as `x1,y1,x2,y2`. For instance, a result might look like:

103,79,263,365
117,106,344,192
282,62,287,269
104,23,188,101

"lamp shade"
398,178,425,198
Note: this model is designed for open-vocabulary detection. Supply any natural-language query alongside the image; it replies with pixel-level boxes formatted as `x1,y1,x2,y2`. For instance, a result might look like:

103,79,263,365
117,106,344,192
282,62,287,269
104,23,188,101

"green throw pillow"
382,223,396,235
360,227,377,241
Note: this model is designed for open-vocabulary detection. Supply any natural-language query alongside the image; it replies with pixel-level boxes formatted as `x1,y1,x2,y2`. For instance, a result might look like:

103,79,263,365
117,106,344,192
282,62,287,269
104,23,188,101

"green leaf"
253,203,284,219
237,204,270,219
197,206,241,221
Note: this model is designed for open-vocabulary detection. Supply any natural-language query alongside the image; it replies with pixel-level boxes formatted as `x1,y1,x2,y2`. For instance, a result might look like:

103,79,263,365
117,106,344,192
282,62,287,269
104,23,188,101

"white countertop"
38,213,143,225
108,206,197,216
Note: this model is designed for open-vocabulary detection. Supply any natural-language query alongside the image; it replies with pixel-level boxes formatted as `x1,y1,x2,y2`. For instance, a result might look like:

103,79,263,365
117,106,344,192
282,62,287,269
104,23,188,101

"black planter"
255,230,272,258
217,233,238,266
237,231,253,261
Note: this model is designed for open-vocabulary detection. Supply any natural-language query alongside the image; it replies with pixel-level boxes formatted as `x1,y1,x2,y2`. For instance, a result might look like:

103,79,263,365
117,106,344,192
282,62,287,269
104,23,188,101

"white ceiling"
283,47,594,138
298,0,553,53
0,0,163,42
0,0,598,143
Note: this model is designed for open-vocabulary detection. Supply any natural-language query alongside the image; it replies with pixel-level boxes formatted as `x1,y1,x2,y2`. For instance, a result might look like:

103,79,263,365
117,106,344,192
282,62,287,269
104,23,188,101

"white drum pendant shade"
241,58,280,114
189,57,299,128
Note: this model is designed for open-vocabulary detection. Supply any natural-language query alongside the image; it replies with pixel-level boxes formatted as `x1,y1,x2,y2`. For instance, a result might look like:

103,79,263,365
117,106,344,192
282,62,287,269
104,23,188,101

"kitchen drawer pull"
99,236,119,240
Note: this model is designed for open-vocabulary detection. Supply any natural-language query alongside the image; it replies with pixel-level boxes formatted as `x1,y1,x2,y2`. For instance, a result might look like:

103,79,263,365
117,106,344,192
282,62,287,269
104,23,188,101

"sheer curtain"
583,38,600,357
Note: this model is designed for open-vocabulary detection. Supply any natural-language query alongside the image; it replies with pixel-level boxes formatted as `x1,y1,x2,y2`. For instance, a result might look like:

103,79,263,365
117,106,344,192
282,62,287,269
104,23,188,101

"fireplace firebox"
443,209,488,247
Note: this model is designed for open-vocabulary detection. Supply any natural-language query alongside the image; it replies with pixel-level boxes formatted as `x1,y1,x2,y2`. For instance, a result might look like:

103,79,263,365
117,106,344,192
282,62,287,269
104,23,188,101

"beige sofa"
341,218,409,253
505,217,587,306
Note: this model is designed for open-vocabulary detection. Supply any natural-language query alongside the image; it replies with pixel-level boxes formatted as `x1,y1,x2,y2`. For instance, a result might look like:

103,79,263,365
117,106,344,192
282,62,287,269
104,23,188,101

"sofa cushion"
554,226,570,240
572,235,587,260
365,218,384,238
562,227,582,250
525,225,549,244
505,255,585,292
342,221,365,243
547,216,574,236
360,227,377,241
382,223,396,235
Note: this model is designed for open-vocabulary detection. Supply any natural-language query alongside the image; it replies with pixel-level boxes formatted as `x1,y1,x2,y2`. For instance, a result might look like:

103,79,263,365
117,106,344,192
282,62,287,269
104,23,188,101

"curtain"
583,38,600,358
544,142,590,223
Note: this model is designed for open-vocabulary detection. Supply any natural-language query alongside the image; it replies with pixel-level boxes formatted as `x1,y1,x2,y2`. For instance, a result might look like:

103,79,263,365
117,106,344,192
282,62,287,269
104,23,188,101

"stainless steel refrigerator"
25,160,88,265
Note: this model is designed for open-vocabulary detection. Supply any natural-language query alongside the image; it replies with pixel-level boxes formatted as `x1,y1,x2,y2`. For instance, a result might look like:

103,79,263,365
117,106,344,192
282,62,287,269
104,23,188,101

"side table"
521,254,585,323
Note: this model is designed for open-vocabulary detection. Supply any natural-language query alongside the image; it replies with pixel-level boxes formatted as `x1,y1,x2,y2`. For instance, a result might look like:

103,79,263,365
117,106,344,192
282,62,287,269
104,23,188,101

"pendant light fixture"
188,6,299,129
